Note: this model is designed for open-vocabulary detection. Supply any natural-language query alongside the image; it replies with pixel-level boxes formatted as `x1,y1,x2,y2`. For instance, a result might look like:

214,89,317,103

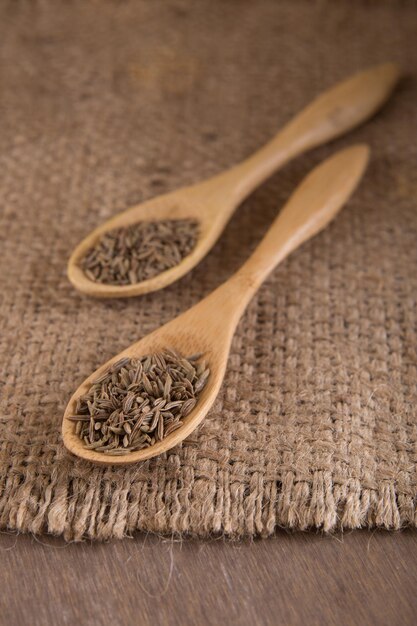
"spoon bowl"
67,63,399,298
62,305,234,465
63,144,370,464
67,178,233,298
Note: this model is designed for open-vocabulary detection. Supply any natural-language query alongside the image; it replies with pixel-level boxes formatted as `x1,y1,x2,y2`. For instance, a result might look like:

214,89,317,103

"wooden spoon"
67,62,398,298
63,144,369,464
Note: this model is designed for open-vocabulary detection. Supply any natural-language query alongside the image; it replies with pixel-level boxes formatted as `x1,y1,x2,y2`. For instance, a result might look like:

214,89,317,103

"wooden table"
1,530,415,625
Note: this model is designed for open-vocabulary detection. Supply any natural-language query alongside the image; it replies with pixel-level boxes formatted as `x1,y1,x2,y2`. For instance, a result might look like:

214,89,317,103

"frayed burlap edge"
1,469,415,541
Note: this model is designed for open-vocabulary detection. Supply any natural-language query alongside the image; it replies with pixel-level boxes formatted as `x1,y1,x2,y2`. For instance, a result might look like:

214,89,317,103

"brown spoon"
67,62,398,298
63,144,369,464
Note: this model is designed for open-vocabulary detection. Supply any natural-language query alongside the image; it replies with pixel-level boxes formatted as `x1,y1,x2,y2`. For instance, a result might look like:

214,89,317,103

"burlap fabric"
0,1,416,541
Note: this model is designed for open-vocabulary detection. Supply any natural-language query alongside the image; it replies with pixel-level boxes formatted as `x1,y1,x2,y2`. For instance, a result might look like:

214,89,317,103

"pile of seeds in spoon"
69,350,210,455
80,219,199,285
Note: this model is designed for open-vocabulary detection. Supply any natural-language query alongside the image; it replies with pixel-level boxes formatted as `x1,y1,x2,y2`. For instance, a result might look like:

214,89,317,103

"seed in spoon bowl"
69,350,210,455
80,219,199,285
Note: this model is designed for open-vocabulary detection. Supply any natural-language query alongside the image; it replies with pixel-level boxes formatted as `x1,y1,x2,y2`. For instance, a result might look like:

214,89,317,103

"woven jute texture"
0,1,416,541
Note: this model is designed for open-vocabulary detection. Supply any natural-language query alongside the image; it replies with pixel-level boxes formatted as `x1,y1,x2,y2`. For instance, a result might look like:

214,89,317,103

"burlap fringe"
1,470,414,541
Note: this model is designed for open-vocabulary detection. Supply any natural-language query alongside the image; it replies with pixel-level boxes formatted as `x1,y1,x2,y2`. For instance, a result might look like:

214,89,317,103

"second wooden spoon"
67,63,398,298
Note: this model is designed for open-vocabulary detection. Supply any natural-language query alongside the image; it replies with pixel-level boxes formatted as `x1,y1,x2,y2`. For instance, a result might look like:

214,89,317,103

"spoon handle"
210,63,396,205
199,145,369,330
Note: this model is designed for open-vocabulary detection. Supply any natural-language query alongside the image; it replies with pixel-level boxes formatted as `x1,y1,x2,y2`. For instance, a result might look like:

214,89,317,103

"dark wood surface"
1,530,416,626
